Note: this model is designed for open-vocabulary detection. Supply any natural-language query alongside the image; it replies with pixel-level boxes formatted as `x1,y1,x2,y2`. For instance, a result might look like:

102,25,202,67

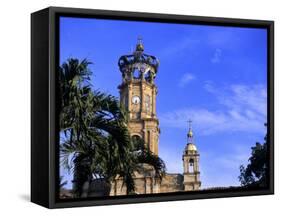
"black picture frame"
31,6,274,208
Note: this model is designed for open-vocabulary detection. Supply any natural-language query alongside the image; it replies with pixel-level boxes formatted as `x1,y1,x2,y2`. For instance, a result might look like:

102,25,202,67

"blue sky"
60,17,267,189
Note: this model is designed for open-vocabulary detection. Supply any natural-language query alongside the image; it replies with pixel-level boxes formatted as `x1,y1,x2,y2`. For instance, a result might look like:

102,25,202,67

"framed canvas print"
31,6,274,208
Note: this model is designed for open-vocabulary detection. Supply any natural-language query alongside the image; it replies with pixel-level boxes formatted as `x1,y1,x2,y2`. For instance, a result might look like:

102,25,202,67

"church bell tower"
183,120,201,190
118,38,160,155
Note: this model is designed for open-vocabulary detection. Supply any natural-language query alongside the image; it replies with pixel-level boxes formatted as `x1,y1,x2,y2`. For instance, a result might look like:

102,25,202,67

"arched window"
132,135,142,149
133,68,141,79
132,135,141,142
189,159,194,173
144,71,150,81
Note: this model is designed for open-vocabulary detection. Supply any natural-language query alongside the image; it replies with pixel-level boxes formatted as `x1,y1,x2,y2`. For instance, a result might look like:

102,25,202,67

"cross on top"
137,36,143,45
188,119,192,129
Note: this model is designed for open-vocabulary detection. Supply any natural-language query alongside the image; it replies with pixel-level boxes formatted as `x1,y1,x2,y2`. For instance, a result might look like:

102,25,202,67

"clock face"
132,95,140,105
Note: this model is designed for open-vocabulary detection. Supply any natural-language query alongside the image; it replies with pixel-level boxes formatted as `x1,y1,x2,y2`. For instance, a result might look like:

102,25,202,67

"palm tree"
58,58,94,197
59,176,67,189
59,58,166,197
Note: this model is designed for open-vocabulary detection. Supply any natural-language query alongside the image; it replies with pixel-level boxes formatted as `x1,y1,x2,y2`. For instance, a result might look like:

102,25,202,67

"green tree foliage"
59,58,166,197
239,124,268,188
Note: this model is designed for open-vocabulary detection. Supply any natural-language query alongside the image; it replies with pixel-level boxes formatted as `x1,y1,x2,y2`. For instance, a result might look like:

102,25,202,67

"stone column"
195,156,199,172
142,128,147,147
152,87,157,117
183,156,188,173
149,130,153,152
155,130,159,155
128,84,132,119
141,84,145,117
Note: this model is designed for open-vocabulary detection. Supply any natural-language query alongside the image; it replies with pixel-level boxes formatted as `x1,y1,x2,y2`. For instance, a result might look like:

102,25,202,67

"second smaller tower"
183,120,201,191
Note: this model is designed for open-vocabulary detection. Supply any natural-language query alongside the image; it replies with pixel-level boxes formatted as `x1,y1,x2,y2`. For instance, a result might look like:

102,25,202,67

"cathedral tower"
183,120,201,190
118,38,160,155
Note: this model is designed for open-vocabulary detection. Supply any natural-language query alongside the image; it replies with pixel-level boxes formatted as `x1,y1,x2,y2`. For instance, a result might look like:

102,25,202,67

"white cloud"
211,48,222,63
160,36,200,58
226,84,267,116
159,83,267,135
158,83,267,188
203,80,216,93
178,73,196,87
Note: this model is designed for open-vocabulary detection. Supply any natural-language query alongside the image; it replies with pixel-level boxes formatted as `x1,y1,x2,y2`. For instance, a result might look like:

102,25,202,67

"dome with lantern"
184,120,198,153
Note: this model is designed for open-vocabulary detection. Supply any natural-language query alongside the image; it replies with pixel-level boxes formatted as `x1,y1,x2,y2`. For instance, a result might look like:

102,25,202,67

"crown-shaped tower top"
118,37,160,84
